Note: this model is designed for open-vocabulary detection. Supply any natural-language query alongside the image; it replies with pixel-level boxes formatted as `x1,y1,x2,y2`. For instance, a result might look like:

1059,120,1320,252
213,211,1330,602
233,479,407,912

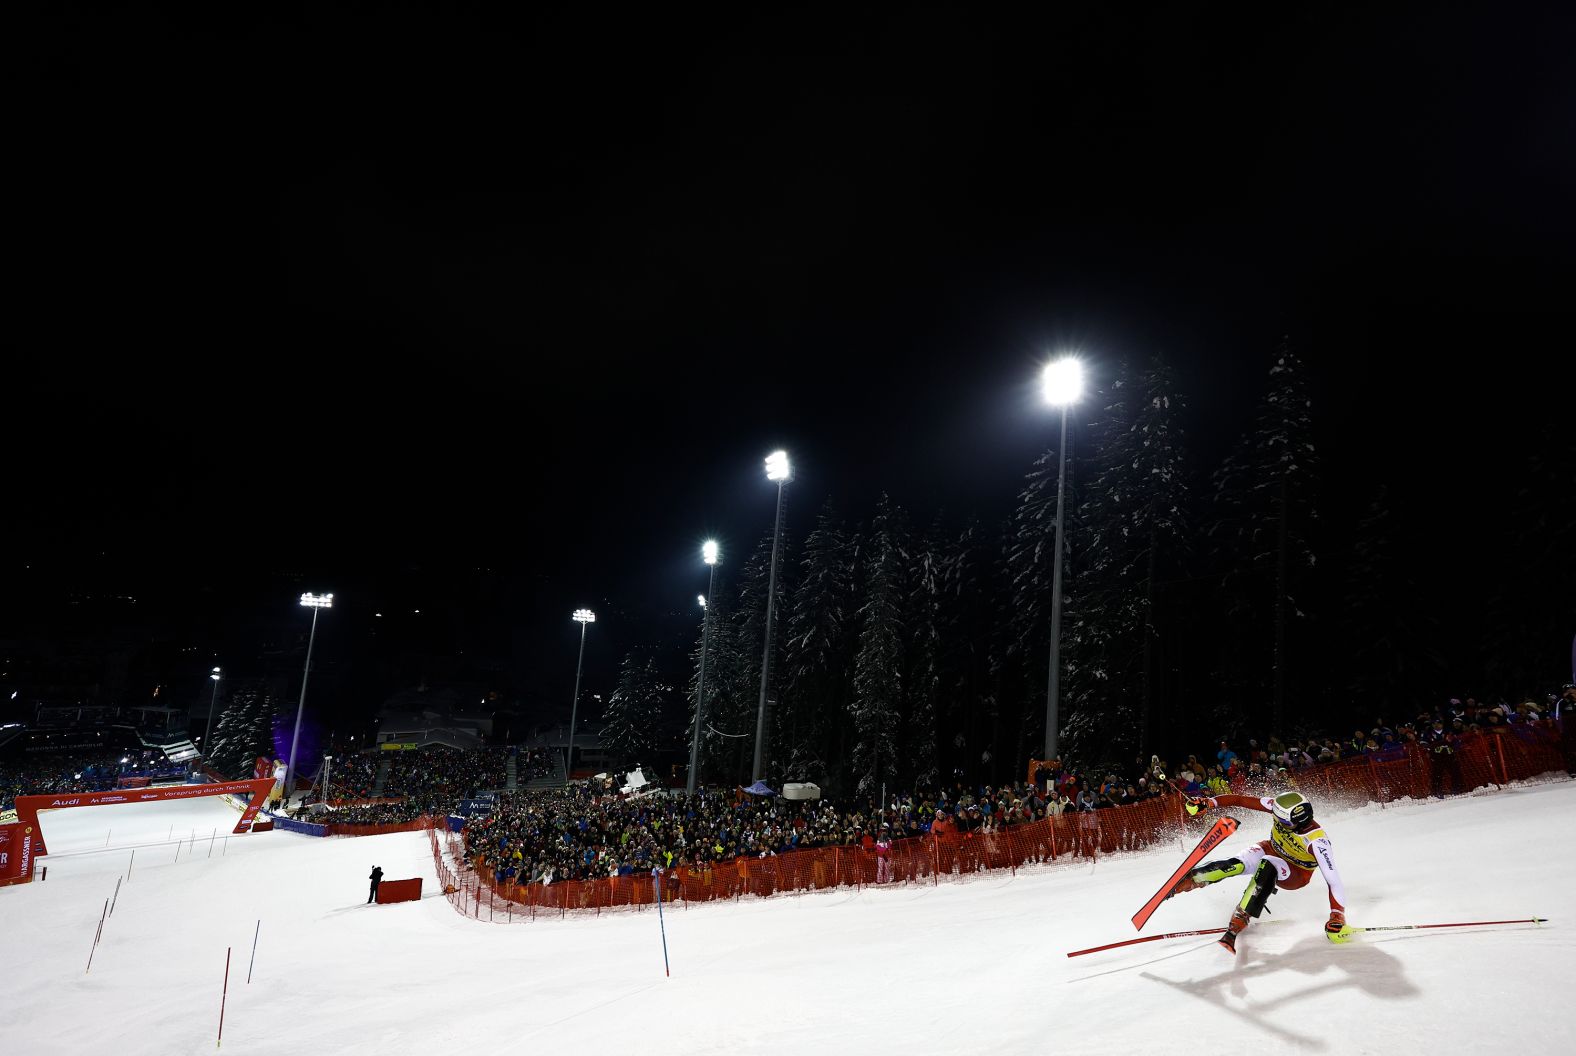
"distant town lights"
300,592,334,609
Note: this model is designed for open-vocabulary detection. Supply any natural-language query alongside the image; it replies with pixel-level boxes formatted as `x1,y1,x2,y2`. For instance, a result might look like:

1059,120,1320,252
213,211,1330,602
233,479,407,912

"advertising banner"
13,778,276,863
117,776,153,789
374,877,422,904
0,822,34,887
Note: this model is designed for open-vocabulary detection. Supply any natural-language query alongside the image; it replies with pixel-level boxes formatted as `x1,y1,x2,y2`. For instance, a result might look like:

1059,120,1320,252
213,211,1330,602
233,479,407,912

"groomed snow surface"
6,780,1573,1055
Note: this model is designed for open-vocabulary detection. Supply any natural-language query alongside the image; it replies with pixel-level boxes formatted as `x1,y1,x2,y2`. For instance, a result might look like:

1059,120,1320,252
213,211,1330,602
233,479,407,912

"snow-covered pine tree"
781,499,860,786
936,516,1006,784
1062,357,1191,756
210,685,275,778
851,494,907,795
1209,338,1319,735
1478,421,1576,697
1341,485,1445,718
1053,371,1140,763
690,574,751,786
603,648,666,767
1008,398,1085,767
901,513,944,789
722,528,795,784
734,526,794,784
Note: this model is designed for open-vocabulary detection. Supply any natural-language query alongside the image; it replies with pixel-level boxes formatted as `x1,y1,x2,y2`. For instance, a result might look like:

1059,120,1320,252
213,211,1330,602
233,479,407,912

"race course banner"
12,778,276,866
0,822,35,887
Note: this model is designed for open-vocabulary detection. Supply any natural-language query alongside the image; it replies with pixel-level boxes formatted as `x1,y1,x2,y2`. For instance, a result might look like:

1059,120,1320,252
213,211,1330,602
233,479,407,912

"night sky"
10,7,1574,732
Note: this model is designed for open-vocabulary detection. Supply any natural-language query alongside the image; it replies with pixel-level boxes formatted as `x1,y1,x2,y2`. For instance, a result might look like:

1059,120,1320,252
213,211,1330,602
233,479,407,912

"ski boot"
1219,909,1250,954
1218,860,1279,954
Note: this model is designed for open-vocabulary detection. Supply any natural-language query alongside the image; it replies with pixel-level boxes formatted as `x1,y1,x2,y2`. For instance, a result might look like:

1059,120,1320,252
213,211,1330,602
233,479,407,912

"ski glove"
1185,796,1217,816
1325,909,1354,943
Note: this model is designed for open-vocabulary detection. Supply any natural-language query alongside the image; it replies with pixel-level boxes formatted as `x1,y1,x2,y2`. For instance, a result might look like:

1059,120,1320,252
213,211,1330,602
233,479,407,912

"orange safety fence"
325,817,438,838
431,724,1570,924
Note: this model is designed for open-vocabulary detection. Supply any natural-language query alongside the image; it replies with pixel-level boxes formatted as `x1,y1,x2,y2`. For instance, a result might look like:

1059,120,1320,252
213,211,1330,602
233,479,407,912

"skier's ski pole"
1350,917,1546,936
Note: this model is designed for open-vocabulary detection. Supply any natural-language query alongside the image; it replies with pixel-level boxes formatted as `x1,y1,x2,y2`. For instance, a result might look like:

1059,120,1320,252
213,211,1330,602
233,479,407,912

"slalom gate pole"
129,848,135,880
1068,925,1232,957
247,921,260,984
87,898,109,973
175,840,181,863
1069,919,1286,958
110,876,122,917
106,829,111,846
217,946,231,1048
1352,917,1547,936
209,829,216,857
655,869,670,977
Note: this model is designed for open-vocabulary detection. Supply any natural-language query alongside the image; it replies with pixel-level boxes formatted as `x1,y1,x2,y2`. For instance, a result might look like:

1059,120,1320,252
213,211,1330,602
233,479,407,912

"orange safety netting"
429,724,1571,923
325,817,437,838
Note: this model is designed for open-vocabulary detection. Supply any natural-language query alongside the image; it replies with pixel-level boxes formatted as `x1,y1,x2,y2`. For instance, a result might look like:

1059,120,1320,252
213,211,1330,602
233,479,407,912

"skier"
367,864,384,904
1168,791,1352,953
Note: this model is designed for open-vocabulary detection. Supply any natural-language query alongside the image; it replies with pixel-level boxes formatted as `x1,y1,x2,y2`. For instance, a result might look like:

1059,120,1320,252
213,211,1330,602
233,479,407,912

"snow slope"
5,781,1572,1055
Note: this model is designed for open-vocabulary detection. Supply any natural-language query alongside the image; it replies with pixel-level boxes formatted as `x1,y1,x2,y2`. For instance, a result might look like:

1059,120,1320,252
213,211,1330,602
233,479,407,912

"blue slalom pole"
654,868,670,977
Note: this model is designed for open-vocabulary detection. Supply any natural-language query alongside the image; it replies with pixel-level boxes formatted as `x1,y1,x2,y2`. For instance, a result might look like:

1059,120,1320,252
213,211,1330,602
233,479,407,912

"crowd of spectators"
380,746,509,800
460,774,1145,891
318,744,552,803
458,686,1573,891
516,746,555,781
7,680,1541,876
1,748,179,812
324,751,379,799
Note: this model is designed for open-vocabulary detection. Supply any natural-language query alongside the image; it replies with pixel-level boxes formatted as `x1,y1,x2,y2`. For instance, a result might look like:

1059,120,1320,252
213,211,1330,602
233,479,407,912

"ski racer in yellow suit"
1171,791,1354,953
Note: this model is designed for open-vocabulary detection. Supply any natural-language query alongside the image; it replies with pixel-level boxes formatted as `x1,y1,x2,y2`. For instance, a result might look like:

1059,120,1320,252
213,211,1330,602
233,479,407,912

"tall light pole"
753,450,790,783
567,608,595,784
1042,358,1083,762
287,592,333,804
203,666,222,751
687,540,720,795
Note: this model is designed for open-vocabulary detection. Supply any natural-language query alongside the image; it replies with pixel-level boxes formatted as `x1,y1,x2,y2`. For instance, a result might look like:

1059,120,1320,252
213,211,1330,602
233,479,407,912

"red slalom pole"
1069,925,1239,957
86,898,110,973
218,947,231,1048
1352,917,1547,935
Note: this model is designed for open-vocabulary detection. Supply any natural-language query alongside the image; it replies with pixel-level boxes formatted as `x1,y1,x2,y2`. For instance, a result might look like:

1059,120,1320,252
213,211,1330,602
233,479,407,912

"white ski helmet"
1271,791,1313,831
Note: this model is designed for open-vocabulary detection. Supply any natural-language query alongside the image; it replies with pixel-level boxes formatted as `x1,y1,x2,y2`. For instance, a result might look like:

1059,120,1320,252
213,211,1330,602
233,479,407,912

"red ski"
1131,815,1239,932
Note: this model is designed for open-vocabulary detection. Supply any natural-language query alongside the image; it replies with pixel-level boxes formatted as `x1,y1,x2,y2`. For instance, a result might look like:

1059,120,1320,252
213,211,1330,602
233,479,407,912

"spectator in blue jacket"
1216,741,1238,772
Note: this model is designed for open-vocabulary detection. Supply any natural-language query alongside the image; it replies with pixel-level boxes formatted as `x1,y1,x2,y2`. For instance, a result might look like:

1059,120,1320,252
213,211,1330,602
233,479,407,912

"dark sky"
11,6,1574,718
